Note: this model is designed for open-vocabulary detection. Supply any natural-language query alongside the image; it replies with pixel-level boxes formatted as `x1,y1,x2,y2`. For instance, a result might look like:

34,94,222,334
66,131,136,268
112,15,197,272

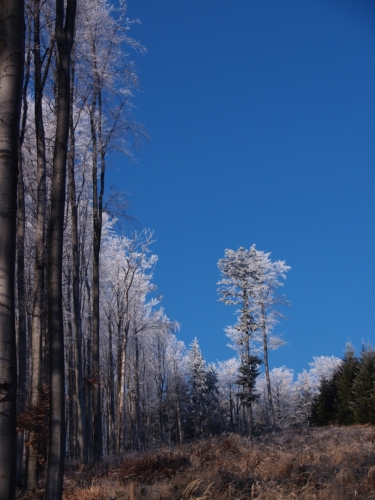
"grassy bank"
19,426,375,499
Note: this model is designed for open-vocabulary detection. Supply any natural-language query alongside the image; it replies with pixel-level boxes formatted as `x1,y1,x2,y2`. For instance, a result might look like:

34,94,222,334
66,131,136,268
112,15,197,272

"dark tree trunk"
27,0,51,487
45,0,76,498
83,263,93,459
107,317,115,455
90,82,104,461
261,303,275,431
68,57,87,464
0,1,25,498
16,25,30,485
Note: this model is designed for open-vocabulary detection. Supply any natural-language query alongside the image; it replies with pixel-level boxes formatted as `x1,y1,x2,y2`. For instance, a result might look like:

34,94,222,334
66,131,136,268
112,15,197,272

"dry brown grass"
17,426,375,499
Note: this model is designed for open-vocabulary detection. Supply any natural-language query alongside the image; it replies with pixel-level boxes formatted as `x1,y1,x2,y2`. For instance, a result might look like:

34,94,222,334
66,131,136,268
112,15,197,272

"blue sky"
108,0,375,374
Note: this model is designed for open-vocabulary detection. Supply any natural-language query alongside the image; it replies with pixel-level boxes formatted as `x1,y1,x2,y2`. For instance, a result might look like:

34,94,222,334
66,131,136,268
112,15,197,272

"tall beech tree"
27,0,55,488
45,0,76,497
16,13,31,484
77,0,145,460
0,1,25,498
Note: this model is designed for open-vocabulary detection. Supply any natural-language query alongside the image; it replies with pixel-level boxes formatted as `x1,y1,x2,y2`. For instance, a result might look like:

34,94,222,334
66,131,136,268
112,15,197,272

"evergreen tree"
310,376,338,426
335,344,359,425
184,339,222,439
185,338,208,440
352,346,375,425
236,355,262,408
236,355,262,435
203,365,222,435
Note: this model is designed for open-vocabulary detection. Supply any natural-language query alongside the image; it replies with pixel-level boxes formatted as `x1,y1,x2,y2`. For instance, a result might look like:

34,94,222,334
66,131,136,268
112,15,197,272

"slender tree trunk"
45,0,76,497
65,266,76,460
90,81,104,461
83,266,93,459
175,388,183,445
16,27,30,485
107,318,115,455
134,335,142,451
0,2,24,498
261,303,275,431
68,57,87,464
116,320,128,455
27,1,49,488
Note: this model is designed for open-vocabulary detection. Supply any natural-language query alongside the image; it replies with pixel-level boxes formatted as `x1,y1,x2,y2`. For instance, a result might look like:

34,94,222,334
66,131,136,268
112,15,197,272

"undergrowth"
17,426,375,499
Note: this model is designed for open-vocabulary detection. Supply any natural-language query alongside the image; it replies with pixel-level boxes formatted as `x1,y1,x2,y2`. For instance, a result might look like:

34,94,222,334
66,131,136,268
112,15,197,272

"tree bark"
0,1,24,498
90,81,104,461
45,0,76,498
16,24,30,485
68,57,87,464
107,316,115,455
261,303,275,431
27,0,51,487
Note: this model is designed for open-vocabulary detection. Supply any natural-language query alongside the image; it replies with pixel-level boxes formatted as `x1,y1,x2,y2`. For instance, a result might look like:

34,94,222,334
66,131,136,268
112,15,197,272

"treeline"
310,344,375,426
0,1,355,499
0,0,152,497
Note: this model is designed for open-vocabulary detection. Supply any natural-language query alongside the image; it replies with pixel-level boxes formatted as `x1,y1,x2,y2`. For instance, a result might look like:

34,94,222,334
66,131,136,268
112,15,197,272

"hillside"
19,426,375,500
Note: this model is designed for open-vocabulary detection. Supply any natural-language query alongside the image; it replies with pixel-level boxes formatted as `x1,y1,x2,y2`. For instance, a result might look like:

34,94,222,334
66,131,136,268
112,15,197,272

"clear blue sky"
108,0,375,374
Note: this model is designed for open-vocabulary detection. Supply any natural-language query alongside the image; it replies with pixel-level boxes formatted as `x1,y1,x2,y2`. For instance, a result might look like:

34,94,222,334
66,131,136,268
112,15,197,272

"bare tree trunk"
261,303,275,431
0,2,24,498
45,0,76,497
27,0,50,488
83,263,93,459
176,391,183,445
16,24,31,485
64,266,76,460
134,334,142,451
116,320,127,455
107,318,115,455
90,81,104,461
68,57,87,464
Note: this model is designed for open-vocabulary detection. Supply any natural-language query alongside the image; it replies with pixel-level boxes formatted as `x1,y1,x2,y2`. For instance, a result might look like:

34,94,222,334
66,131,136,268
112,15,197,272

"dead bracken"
17,426,375,499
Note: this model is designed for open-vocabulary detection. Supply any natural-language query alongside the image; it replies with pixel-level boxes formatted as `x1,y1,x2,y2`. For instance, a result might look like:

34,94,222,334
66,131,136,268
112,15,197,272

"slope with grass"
19,426,375,499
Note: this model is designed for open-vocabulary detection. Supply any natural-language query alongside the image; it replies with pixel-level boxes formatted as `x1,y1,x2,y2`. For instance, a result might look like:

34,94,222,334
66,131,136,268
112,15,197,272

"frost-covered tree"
164,336,186,444
255,366,294,429
218,247,261,434
217,358,240,432
69,0,146,461
184,338,221,439
251,248,290,430
185,338,208,440
307,355,343,387
218,245,289,433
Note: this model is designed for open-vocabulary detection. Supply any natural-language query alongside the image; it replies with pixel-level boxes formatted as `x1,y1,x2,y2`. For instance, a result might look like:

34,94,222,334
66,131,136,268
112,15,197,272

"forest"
1,1,374,500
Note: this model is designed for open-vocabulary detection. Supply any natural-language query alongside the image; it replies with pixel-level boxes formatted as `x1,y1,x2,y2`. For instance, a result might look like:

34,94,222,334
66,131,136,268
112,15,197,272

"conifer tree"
310,376,338,426
352,346,375,425
204,365,222,435
335,344,359,425
185,338,207,440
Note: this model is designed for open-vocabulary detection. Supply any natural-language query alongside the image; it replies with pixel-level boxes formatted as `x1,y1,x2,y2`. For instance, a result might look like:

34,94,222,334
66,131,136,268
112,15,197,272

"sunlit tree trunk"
45,0,76,497
260,302,275,431
0,1,24,498
116,319,128,455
